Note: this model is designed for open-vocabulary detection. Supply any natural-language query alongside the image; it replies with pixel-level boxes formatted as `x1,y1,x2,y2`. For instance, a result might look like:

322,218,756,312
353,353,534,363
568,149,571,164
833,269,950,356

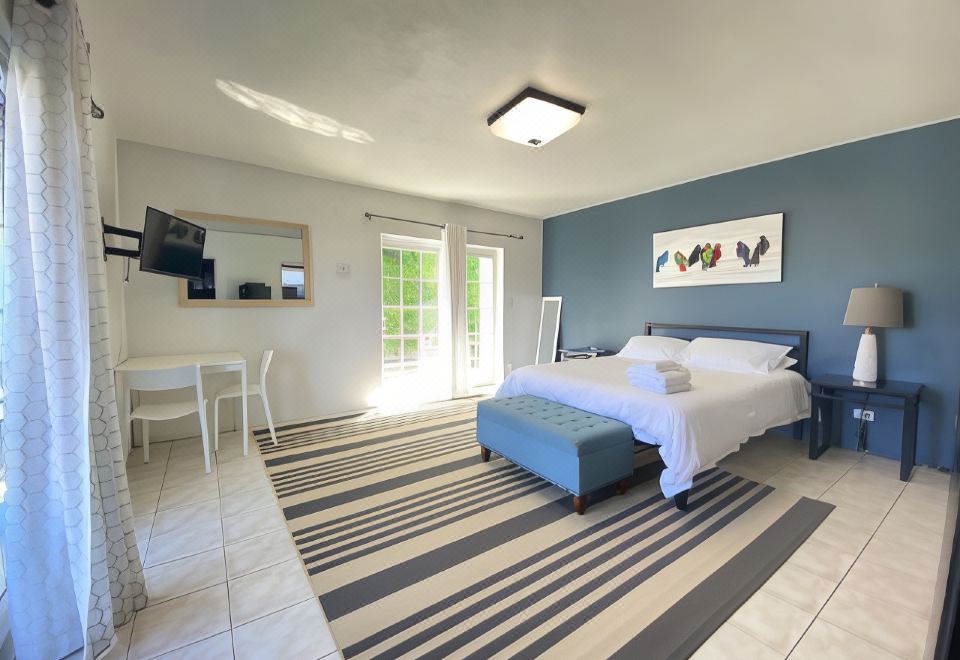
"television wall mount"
101,217,142,261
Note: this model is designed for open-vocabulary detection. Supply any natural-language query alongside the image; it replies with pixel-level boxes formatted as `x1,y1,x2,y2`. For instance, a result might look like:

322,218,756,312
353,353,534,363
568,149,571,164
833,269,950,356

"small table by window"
558,347,615,361
116,352,250,458
809,374,923,481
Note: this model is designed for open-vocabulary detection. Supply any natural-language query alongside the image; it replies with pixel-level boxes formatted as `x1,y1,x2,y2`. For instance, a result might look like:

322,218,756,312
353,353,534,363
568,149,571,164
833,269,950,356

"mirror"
536,296,562,364
175,210,312,307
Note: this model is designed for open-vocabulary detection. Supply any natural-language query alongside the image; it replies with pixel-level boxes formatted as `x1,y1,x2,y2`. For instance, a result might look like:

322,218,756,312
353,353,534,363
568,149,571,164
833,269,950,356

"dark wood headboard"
643,322,810,379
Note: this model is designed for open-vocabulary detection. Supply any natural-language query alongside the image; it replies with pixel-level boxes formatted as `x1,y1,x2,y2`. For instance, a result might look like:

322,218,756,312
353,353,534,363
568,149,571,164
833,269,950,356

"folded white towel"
629,359,682,373
627,366,691,388
630,381,692,395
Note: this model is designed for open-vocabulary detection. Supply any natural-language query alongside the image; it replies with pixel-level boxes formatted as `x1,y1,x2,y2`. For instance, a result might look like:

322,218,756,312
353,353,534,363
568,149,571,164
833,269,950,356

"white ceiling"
81,0,960,219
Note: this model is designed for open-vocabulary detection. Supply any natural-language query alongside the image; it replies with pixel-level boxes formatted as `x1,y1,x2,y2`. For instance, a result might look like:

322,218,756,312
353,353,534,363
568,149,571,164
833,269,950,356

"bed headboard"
643,322,810,378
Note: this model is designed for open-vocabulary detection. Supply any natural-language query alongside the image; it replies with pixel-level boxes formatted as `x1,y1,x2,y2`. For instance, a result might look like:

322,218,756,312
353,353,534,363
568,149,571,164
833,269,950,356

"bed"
496,323,811,506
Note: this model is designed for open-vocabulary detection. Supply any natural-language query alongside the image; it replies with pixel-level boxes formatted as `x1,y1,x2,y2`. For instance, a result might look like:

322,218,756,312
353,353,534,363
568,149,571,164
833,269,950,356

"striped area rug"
256,400,832,659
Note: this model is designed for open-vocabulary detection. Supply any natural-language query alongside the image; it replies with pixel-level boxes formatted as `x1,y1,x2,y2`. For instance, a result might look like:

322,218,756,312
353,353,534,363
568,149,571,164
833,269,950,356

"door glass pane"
402,309,420,335
423,308,438,334
422,252,437,279
383,309,401,335
422,281,438,305
402,279,420,305
382,278,400,305
401,250,420,279
382,242,442,396
466,252,497,387
382,249,401,277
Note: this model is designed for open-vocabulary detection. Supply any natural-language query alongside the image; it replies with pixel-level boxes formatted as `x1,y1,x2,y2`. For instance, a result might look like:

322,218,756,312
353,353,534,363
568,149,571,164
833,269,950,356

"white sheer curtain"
440,224,469,398
1,1,146,658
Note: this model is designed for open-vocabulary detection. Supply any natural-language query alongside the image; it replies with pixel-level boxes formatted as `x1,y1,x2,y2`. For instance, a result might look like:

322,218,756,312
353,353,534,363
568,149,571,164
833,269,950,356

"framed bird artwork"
652,213,784,288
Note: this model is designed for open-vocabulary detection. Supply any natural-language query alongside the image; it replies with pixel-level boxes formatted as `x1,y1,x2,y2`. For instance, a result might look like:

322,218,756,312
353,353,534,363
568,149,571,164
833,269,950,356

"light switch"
336,263,350,274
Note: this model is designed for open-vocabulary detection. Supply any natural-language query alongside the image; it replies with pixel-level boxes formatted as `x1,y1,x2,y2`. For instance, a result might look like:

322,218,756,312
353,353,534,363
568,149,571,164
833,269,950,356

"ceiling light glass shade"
487,87,585,147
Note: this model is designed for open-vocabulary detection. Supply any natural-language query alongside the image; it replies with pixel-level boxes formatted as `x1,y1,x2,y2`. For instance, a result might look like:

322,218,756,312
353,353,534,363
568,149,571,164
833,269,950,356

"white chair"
128,364,212,473
213,349,278,449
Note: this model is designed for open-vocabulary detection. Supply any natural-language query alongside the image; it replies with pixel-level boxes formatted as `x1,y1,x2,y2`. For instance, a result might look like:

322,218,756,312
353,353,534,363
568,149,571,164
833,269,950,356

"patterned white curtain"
441,224,469,398
1,1,146,658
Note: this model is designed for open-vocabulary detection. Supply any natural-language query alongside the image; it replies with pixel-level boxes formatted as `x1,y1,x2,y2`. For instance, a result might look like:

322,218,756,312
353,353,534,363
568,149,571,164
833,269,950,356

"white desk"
116,352,250,456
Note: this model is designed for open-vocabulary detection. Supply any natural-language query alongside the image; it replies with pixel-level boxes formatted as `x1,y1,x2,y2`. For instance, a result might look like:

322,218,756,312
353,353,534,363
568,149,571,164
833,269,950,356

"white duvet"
496,356,811,498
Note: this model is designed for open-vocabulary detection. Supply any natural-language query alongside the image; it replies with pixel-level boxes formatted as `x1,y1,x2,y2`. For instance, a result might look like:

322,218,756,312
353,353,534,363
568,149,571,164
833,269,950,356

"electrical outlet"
854,408,875,421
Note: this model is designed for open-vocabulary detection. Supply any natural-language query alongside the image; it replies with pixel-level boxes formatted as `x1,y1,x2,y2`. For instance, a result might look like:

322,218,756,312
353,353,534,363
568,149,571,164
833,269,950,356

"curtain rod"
363,212,523,240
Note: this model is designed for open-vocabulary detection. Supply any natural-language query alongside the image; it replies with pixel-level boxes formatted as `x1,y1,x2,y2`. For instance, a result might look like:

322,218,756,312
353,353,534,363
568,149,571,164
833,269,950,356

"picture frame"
652,213,783,288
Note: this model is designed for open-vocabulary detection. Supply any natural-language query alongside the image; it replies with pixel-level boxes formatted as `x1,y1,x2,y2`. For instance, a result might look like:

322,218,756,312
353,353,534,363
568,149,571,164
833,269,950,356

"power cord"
856,393,871,452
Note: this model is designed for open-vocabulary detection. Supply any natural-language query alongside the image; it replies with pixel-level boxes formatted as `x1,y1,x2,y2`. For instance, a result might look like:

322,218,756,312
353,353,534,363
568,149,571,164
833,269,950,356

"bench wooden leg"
616,479,628,496
573,495,586,515
674,489,689,512
479,446,491,462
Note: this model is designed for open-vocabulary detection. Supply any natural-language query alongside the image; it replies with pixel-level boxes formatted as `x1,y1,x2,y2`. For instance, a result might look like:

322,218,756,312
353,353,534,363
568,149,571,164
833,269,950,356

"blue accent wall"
543,119,960,469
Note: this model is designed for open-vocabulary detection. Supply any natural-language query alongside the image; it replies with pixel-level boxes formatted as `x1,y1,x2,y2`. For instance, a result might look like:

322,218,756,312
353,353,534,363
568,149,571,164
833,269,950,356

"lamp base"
852,331,877,384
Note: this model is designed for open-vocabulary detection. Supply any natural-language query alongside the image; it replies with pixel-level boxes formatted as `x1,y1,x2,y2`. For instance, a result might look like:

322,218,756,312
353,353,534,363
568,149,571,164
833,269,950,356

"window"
466,248,499,387
280,262,305,300
381,237,440,381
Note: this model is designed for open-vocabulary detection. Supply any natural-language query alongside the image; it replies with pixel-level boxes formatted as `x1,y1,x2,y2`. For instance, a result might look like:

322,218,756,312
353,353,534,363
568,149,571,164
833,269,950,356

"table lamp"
842,284,903,385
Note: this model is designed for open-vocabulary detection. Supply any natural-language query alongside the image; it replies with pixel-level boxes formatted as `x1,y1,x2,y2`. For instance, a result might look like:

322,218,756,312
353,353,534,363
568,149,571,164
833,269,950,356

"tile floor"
111,431,341,660
697,435,950,660
114,424,950,660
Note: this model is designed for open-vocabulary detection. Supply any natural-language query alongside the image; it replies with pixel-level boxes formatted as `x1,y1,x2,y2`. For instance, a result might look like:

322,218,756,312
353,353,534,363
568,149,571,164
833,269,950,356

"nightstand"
809,374,923,481
557,347,615,361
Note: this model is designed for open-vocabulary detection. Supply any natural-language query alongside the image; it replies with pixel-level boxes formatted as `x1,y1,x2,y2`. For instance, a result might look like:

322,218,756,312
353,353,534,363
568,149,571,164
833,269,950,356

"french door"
381,235,501,398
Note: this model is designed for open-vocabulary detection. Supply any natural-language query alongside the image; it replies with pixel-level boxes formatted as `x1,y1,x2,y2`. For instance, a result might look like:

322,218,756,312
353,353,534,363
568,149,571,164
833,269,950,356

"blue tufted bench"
476,395,635,514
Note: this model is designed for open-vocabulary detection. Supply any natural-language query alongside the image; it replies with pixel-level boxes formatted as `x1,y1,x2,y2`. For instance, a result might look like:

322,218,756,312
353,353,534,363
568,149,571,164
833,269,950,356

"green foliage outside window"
382,278,400,305
382,249,401,278
402,250,420,279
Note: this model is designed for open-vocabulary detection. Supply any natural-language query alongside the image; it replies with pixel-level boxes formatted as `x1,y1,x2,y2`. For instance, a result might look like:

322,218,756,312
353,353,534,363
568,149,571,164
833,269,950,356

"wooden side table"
809,374,923,481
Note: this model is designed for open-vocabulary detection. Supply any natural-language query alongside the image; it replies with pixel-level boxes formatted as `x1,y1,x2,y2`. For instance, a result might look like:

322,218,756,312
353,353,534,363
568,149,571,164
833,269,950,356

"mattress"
495,356,811,498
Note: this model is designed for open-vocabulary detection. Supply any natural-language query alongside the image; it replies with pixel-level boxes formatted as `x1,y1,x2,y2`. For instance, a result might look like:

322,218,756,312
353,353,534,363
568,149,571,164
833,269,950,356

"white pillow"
618,335,690,361
682,337,793,374
775,356,799,371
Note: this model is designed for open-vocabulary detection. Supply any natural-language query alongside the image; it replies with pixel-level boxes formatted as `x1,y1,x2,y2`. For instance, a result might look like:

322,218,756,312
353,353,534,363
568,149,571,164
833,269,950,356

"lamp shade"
842,286,903,328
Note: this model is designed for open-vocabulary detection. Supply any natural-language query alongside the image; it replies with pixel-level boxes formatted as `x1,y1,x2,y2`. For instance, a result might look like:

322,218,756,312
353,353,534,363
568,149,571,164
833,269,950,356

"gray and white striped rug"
256,400,832,659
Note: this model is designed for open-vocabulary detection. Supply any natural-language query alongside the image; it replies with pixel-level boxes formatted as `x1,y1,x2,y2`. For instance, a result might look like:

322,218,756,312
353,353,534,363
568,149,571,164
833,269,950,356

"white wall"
117,141,542,439
92,104,129,368
202,231,303,300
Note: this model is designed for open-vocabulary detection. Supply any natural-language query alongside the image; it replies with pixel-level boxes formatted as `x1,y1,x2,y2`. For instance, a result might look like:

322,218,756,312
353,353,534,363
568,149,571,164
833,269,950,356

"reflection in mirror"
176,211,312,307
280,263,306,300
536,297,562,365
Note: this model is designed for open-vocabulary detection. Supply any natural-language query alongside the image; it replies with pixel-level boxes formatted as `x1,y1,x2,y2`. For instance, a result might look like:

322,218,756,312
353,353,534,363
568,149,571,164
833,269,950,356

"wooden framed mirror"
175,210,313,308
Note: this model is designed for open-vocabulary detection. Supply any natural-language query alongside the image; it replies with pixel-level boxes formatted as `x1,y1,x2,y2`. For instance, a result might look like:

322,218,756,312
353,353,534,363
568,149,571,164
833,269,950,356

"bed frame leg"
573,495,586,515
792,420,804,440
615,479,628,496
674,490,689,512
480,446,491,462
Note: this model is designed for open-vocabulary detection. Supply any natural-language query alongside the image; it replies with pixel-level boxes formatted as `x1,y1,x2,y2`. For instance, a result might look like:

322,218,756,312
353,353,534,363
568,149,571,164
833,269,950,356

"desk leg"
901,399,918,482
241,361,249,456
117,371,131,453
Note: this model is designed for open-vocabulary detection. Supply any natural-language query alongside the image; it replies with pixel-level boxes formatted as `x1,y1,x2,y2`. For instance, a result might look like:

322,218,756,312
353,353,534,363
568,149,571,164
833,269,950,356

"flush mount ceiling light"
487,86,586,147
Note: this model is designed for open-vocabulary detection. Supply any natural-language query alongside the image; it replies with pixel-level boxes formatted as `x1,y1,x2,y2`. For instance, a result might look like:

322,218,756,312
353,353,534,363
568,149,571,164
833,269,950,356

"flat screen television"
139,207,206,280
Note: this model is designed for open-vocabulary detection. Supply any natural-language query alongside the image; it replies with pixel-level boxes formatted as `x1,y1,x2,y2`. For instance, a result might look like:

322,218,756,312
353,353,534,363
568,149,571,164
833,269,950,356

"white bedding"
496,356,811,498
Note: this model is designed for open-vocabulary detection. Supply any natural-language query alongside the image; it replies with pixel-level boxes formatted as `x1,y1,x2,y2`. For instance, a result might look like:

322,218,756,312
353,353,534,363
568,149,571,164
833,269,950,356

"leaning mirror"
175,210,312,308
536,296,562,364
